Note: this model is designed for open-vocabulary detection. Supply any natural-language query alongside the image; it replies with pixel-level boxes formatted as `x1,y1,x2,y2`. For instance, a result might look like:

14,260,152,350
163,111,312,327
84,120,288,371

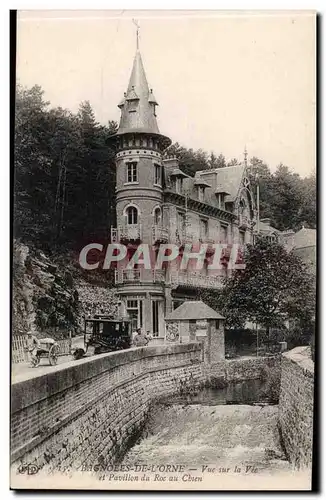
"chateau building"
110,46,257,340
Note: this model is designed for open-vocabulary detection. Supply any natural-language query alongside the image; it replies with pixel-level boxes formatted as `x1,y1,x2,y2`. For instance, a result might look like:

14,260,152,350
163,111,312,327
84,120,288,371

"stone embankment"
10,344,314,483
278,346,314,469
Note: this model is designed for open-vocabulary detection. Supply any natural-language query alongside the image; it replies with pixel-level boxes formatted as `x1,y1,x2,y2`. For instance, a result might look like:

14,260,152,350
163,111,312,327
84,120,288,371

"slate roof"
170,168,189,178
116,49,161,136
215,164,246,202
253,221,280,234
165,300,225,321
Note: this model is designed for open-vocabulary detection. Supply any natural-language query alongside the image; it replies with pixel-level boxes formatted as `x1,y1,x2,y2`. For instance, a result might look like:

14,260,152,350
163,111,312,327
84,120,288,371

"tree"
299,172,316,229
227,158,239,166
14,84,53,243
165,142,209,175
208,152,218,169
222,238,315,332
248,156,273,222
215,153,227,169
268,163,304,231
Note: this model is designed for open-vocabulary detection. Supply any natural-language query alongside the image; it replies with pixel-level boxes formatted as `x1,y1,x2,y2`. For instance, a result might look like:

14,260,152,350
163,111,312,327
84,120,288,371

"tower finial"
132,18,140,50
244,145,248,167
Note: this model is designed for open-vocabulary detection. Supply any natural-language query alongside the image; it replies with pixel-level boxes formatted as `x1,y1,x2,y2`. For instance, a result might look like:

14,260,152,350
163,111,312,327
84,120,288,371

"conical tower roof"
116,49,160,135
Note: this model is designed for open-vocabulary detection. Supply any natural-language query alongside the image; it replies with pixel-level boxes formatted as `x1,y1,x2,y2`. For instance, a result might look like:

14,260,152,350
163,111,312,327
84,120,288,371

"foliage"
249,157,316,231
222,238,315,331
165,142,209,176
14,84,117,253
15,84,316,255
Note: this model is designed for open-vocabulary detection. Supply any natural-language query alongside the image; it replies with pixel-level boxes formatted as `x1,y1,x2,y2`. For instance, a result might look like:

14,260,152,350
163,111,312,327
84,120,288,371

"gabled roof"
148,89,158,105
125,87,139,101
196,164,246,203
215,164,246,202
165,300,225,321
170,168,189,178
215,186,231,195
254,221,280,234
194,178,211,188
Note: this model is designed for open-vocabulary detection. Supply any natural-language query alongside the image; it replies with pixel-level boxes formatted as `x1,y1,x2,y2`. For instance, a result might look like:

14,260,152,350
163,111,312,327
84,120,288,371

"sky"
16,10,316,177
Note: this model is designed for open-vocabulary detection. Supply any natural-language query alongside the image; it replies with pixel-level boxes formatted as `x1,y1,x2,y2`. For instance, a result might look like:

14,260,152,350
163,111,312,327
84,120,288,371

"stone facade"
278,347,314,469
110,47,257,340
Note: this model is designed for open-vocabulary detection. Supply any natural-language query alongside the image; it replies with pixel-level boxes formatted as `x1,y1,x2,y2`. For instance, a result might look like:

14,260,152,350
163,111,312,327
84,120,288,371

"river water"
122,380,293,478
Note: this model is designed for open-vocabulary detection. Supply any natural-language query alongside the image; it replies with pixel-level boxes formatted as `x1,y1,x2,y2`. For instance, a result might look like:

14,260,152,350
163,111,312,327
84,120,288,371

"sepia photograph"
10,9,316,491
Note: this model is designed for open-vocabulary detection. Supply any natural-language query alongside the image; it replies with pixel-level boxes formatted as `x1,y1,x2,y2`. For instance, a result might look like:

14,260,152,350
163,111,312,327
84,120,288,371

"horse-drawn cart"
30,338,60,367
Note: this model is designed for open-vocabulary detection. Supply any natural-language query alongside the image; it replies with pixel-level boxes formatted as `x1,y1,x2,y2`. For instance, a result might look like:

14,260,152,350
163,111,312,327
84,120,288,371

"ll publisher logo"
17,463,40,475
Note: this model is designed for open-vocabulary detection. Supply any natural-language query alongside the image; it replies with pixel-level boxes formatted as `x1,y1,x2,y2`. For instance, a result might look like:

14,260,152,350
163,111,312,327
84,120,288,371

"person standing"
133,328,150,347
26,331,40,366
132,327,140,343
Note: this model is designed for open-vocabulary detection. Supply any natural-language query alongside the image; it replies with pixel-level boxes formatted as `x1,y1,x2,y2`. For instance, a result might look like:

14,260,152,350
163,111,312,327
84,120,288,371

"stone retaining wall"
11,343,202,472
278,347,314,469
11,343,284,475
206,355,281,385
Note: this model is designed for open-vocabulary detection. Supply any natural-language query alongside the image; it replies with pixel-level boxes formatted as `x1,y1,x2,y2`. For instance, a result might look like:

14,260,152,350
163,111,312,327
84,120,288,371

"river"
122,380,292,477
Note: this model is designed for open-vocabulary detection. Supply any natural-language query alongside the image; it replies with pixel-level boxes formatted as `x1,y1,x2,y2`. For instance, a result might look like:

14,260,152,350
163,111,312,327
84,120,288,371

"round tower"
109,45,171,337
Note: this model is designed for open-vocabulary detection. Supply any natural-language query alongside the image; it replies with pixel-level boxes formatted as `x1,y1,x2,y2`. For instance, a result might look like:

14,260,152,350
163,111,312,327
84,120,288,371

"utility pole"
256,176,260,233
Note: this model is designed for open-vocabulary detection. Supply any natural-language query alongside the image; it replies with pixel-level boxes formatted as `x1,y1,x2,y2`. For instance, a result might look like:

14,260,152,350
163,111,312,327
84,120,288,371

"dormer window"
215,187,230,210
126,86,139,113
126,162,138,183
217,194,224,209
170,168,188,194
194,178,210,202
198,186,205,202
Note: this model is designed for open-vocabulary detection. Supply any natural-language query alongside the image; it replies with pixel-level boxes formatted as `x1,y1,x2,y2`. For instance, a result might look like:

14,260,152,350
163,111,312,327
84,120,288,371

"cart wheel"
49,344,59,365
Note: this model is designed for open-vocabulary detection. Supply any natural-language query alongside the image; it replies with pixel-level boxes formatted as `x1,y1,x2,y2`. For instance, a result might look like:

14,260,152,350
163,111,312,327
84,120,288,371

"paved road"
11,336,85,383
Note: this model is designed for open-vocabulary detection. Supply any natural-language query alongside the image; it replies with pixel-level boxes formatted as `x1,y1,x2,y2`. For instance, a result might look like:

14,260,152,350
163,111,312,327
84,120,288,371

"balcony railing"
169,271,224,289
111,224,142,243
175,230,195,246
115,269,166,285
152,226,169,244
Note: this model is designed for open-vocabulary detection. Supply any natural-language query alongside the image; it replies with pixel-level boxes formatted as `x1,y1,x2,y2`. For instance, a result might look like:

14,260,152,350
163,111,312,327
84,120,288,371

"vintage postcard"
11,10,316,491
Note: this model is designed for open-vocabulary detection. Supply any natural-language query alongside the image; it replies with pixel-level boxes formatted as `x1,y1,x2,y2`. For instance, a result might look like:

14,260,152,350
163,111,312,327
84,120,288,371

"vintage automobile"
73,315,132,360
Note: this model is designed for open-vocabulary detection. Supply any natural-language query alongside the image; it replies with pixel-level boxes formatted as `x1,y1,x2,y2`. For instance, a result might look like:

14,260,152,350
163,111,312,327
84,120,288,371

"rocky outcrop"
12,240,120,338
12,241,81,337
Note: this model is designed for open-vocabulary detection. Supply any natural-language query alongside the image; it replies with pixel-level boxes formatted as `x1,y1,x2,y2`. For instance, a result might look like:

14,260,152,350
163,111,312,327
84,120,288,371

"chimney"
162,156,179,174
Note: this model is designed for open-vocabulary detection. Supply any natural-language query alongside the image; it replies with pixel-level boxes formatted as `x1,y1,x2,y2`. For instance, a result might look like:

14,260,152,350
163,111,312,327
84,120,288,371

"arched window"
126,206,138,225
153,207,161,225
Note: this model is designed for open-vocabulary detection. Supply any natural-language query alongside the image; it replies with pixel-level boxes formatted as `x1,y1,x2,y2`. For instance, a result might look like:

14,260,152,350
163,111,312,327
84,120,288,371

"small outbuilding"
165,300,225,363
